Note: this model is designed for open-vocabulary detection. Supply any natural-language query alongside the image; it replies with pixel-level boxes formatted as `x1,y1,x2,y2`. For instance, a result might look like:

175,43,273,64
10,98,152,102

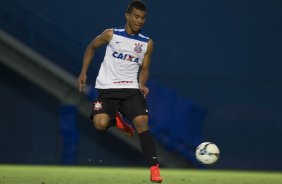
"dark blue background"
0,0,281,170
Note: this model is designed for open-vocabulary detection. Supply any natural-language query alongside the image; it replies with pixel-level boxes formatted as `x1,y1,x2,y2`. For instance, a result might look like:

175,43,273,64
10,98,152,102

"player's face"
126,8,146,34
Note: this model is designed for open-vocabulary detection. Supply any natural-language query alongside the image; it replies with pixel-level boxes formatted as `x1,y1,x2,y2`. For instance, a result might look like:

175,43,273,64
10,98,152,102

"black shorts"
90,89,148,122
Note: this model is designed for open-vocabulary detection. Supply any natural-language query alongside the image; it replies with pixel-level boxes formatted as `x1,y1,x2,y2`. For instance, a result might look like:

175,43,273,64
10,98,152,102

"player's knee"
133,115,149,133
93,116,110,131
93,121,109,131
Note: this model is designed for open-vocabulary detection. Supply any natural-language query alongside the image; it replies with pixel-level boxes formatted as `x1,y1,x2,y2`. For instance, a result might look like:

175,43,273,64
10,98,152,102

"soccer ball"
195,142,220,165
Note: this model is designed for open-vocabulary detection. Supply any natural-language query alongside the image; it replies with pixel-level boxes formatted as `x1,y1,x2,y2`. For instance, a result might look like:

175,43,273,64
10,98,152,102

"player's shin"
139,130,159,166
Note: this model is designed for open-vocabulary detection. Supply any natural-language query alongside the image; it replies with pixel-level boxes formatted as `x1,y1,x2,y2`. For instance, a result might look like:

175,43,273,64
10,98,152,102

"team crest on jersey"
93,101,103,111
134,43,143,53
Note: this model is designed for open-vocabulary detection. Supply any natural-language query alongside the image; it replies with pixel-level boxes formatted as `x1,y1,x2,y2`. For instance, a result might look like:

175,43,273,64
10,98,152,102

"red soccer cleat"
150,164,163,183
115,112,134,137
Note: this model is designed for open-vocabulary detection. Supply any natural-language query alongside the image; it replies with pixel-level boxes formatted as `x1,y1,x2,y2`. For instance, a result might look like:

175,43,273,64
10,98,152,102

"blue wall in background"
0,64,147,166
0,0,281,170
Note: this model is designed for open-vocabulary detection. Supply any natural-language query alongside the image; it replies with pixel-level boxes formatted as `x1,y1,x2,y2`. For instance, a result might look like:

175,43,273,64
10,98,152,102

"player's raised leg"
115,111,135,137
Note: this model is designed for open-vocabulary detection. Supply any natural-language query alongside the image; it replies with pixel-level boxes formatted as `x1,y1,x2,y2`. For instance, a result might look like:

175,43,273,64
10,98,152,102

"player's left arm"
139,39,153,97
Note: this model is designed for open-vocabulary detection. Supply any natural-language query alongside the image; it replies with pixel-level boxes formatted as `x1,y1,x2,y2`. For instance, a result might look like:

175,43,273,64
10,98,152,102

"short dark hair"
126,0,146,14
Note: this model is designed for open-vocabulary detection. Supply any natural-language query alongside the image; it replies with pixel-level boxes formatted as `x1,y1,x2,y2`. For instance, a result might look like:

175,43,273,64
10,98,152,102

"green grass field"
0,165,281,184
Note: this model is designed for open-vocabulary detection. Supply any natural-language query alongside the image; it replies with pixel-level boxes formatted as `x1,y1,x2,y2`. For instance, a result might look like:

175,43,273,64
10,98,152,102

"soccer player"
77,0,163,183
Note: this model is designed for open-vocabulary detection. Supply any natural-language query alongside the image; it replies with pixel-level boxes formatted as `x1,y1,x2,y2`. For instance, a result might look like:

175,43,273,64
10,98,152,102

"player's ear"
125,12,130,20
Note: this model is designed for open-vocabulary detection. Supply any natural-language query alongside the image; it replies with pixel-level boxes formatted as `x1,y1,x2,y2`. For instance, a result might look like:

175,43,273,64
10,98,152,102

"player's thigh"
120,91,148,122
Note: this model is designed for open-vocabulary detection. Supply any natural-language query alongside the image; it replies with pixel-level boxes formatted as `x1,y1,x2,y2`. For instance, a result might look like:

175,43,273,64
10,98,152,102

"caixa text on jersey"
112,51,140,63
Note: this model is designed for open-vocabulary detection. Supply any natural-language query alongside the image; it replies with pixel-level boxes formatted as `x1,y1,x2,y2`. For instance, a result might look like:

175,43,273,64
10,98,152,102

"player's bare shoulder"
148,38,154,45
146,38,154,55
100,28,114,43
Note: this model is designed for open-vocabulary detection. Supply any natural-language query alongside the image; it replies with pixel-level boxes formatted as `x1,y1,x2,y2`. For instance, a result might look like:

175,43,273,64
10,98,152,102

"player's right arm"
78,29,113,92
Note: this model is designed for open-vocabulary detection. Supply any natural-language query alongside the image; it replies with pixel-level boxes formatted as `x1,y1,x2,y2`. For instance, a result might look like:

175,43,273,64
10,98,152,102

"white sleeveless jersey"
95,27,150,89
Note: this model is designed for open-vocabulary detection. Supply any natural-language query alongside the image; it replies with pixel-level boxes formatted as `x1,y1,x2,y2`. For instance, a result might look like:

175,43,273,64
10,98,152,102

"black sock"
139,130,159,167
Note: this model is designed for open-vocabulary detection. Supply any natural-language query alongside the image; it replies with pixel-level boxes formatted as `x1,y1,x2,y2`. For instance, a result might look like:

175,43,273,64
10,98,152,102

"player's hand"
139,85,149,98
78,73,87,92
